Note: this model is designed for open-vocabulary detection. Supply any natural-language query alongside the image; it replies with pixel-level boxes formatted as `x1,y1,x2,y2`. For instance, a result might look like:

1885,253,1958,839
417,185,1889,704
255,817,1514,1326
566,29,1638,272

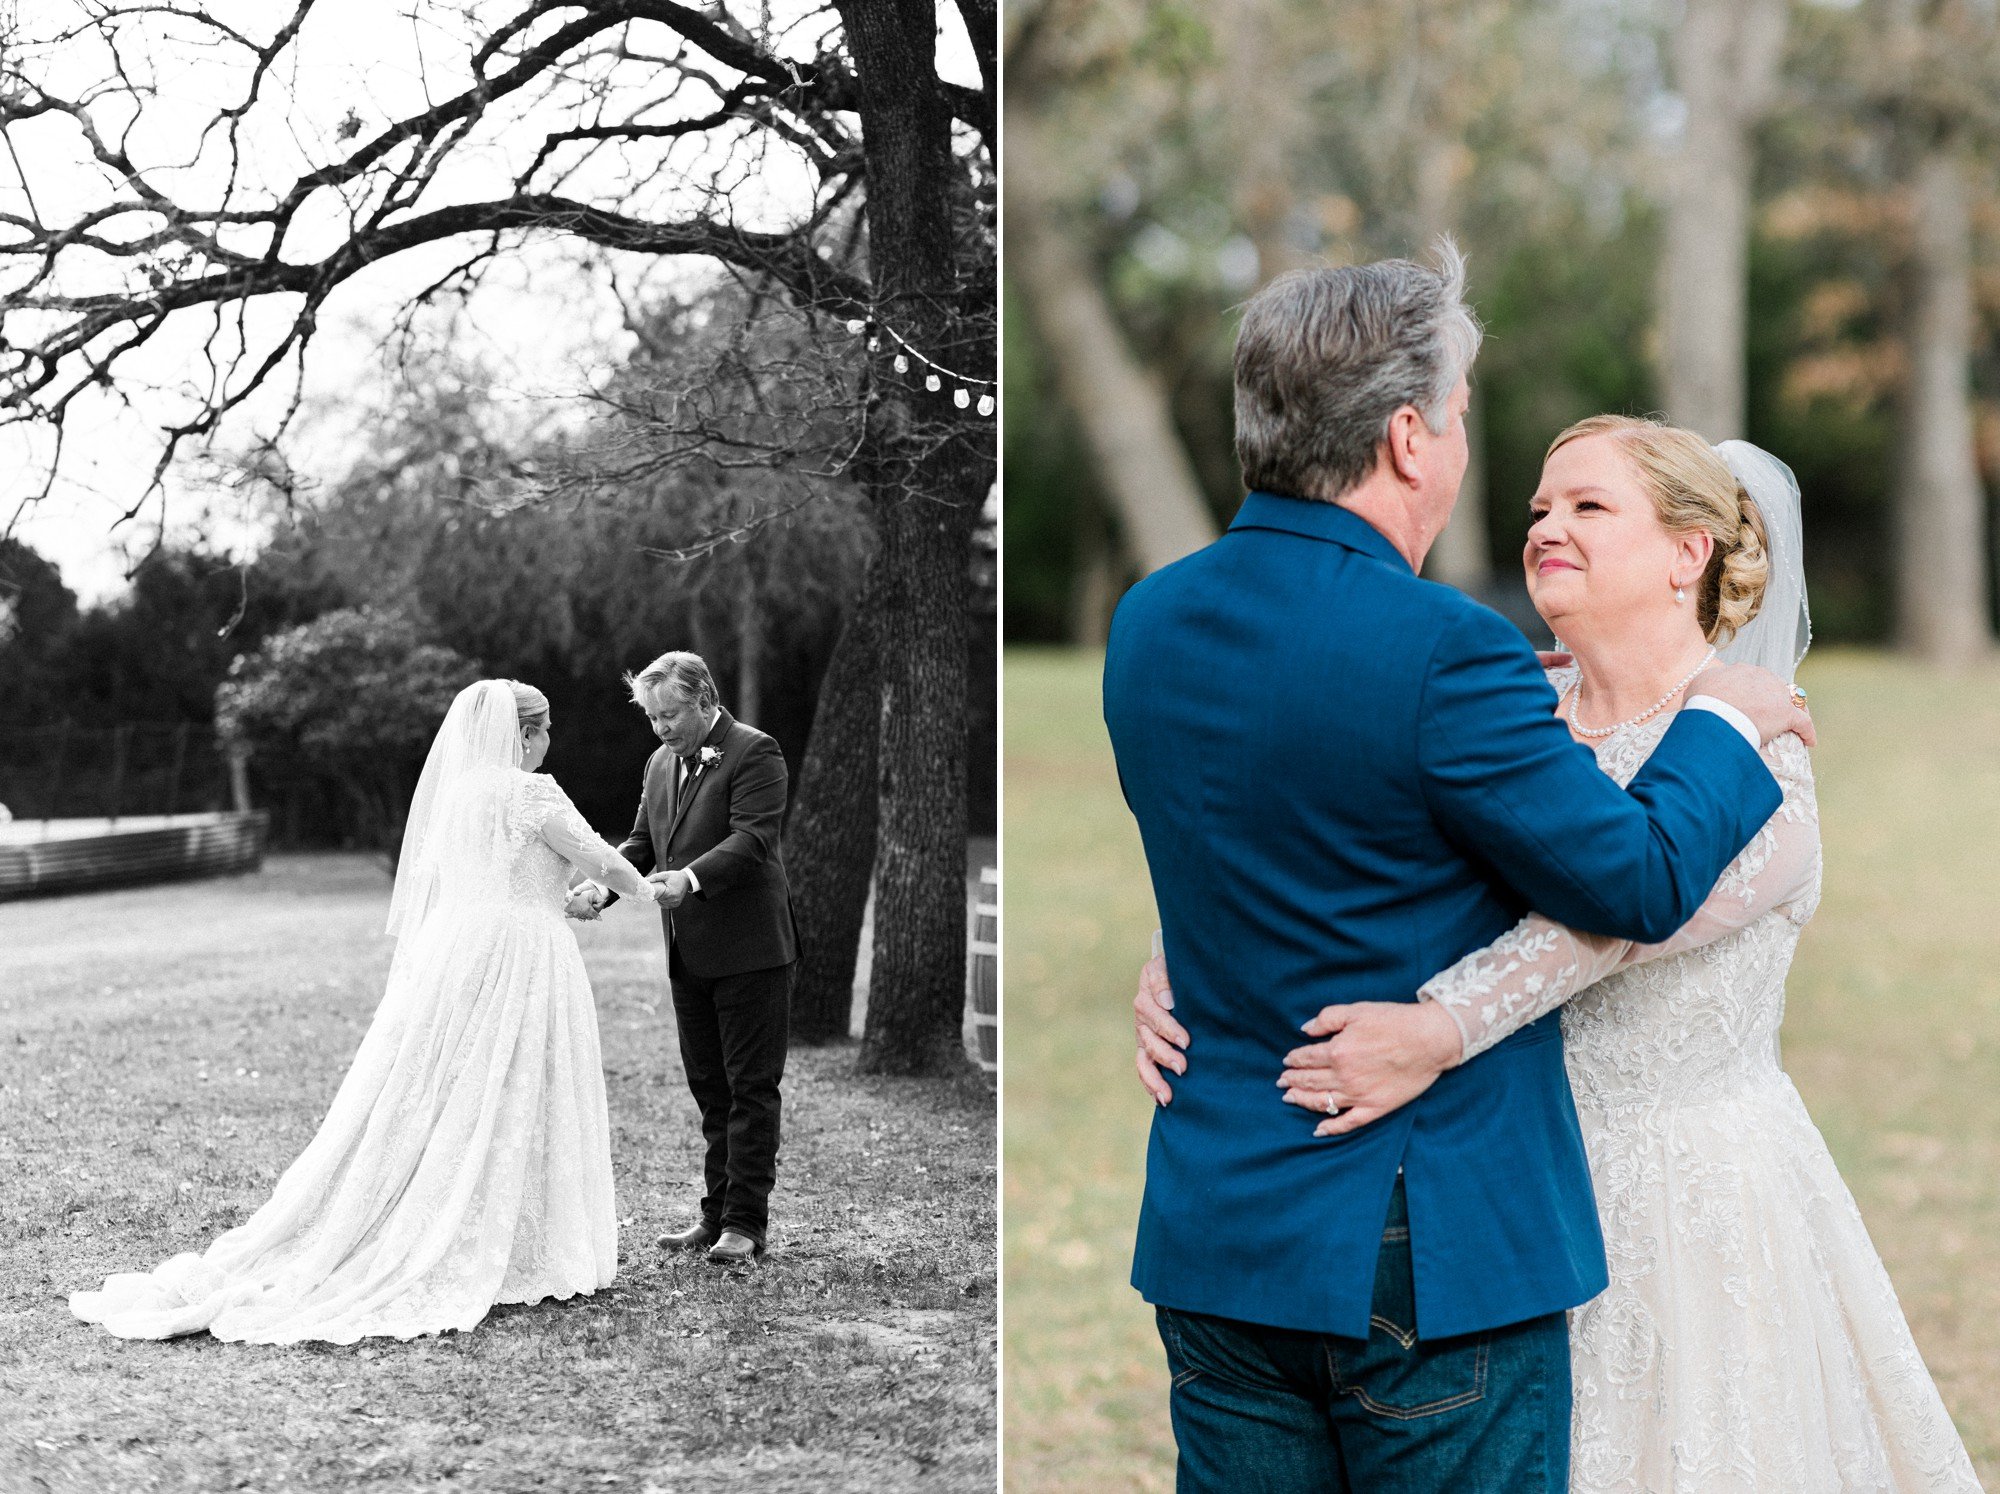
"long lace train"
71,768,650,1343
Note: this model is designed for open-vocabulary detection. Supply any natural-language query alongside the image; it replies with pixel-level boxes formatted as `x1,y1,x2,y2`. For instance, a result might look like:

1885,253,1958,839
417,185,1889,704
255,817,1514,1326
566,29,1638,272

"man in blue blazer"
1101,245,1808,1490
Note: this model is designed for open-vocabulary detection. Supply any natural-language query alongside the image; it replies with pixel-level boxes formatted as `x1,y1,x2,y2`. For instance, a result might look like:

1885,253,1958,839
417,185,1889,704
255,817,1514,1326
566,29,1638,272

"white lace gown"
71,770,656,1344
1421,672,1981,1492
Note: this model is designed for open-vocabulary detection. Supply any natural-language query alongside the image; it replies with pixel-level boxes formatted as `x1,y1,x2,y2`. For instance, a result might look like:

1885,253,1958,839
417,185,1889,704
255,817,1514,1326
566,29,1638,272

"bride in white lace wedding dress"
71,679,667,1343
1413,425,1981,1490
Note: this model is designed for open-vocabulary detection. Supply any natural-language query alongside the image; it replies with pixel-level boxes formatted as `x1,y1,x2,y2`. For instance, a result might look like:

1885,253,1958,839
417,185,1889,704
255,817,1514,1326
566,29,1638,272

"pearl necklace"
1568,646,1717,739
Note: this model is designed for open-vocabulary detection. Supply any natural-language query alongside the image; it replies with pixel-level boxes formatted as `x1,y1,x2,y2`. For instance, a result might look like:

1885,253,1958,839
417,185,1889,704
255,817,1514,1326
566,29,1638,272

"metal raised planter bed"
0,811,270,900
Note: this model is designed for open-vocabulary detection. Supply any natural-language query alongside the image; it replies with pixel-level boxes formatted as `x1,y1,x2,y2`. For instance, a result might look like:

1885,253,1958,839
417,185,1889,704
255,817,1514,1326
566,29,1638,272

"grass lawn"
0,854,996,1493
1003,646,2000,1491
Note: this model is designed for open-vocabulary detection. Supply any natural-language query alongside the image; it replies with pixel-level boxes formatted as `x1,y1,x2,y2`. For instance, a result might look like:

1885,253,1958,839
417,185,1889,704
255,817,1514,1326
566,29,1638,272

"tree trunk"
1221,0,1306,285
1004,90,1218,575
786,548,884,1044
1896,136,1992,664
863,488,976,1074
1411,131,1490,591
1068,486,1119,647
1659,0,1787,441
688,589,735,710
735,560,763,726
837,0,989,1075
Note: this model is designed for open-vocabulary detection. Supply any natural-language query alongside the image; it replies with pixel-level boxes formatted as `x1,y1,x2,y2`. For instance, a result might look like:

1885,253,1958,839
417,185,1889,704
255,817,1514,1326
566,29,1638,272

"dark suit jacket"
614,709,797,979
1104,492,1782,1339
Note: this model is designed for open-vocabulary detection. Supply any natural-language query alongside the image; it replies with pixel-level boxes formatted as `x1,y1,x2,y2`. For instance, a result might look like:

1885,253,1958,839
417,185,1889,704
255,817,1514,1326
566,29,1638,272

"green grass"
0,855,996,1493
1002,646,2000,1491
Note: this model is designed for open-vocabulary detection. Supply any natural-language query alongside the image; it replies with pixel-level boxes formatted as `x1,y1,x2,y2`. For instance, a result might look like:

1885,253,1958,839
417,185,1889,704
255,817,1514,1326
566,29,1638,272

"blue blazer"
1103,492,1782,1339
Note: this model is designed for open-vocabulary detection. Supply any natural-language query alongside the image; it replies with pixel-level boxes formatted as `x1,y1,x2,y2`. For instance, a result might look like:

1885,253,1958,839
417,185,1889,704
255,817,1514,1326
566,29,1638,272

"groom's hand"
1279,1001,1463,1136
1133,953,1190,1106
647,869,691,908
1686,661,1816,748
564,883,605,921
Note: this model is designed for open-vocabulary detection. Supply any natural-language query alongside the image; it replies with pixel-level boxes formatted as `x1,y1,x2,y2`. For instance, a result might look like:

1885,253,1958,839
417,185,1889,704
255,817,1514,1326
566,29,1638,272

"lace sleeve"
515,777,659,905
1421,731,1819,1061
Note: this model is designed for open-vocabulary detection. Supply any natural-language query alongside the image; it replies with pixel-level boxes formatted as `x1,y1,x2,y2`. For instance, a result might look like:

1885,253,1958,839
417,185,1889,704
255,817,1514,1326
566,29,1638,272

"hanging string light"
840,314,995,419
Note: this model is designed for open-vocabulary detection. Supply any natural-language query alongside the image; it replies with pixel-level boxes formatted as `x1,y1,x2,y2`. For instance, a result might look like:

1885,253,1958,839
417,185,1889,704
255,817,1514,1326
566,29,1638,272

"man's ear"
1384,405,1424,487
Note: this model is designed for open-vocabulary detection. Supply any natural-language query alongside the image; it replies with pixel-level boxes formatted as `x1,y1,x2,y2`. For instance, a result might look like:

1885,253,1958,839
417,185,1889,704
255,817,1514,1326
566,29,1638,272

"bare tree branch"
0,0,988,531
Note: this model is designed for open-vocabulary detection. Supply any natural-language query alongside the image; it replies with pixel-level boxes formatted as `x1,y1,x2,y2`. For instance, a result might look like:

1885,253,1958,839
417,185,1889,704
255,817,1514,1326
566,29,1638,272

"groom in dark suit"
1103,245,1808,1490
585,650,796,1266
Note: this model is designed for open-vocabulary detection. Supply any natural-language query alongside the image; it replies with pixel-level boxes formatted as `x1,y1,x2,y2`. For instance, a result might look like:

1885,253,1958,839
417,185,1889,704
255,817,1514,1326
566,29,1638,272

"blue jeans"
1155,1180,1570,1493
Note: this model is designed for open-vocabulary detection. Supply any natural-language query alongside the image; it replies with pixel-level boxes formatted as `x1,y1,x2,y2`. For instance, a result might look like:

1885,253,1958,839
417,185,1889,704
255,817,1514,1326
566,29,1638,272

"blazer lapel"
665,709,735,849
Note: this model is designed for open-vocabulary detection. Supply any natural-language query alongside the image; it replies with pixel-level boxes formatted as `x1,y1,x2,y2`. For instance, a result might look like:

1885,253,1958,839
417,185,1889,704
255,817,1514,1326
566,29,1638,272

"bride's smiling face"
1523,434,1710,637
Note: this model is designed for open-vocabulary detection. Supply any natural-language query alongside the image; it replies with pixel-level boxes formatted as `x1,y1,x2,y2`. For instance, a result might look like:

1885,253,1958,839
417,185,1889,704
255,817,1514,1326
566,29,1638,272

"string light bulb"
844,311,994,416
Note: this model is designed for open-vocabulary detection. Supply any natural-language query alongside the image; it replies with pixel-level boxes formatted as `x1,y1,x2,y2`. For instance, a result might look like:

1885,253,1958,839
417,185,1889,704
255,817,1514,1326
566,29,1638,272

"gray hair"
624,651,719,711
1232,237,1482,503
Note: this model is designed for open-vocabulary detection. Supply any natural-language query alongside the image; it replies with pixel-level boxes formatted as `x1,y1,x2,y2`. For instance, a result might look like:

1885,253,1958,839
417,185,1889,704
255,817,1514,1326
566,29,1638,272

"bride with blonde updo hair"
73,677,672,1345
506,679,550,729
1543,414,1771,647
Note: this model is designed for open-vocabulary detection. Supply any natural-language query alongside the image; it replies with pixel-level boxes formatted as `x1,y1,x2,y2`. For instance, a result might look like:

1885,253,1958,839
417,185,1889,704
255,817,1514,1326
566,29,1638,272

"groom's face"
639,684,709,756
1421,375,1472,519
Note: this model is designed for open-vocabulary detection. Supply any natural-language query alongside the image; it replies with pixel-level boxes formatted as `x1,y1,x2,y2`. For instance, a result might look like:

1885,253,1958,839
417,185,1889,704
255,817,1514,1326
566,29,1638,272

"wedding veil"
384,679,523,941
1713,440,1812,685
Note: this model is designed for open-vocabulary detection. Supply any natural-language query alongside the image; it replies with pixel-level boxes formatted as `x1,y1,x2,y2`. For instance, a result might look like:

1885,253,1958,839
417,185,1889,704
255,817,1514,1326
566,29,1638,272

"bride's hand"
1279,1000,1463,1136
1134,951,1189,1105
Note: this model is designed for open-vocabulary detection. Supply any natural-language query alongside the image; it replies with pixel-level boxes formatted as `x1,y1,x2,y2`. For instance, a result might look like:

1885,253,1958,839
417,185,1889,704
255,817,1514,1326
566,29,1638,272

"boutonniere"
696,745,724,773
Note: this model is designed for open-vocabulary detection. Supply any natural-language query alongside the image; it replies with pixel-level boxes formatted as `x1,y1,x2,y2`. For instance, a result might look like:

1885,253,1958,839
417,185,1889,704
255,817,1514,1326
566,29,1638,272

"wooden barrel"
0,811,270,900
967,864,998,1072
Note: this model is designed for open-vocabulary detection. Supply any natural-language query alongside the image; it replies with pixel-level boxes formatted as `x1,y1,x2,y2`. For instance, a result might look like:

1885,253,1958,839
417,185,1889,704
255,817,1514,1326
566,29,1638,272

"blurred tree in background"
1004,0,2000,663
216,608,482,864
0,539,81,726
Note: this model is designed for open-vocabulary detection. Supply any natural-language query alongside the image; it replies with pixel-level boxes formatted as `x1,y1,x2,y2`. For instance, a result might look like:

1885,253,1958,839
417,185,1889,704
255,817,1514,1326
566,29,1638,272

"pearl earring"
1675,586,1686,604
